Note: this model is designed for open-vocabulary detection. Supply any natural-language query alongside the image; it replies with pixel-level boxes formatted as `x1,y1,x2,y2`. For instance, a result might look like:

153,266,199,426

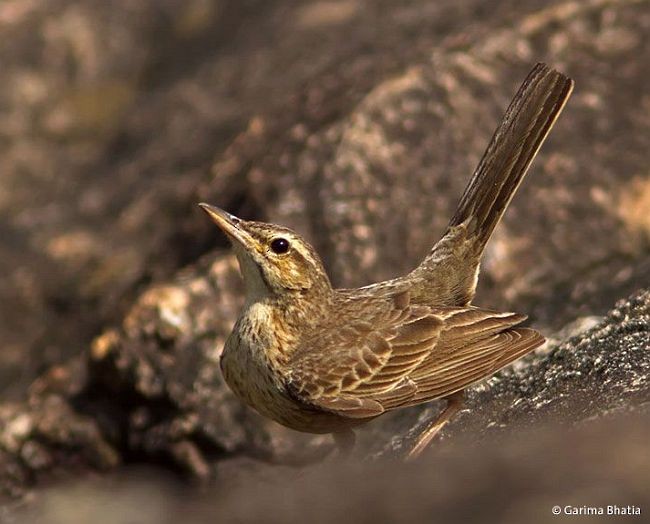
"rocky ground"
0,0,648,522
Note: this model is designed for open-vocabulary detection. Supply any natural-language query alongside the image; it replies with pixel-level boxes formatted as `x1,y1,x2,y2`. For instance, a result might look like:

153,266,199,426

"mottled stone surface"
0,0,649,519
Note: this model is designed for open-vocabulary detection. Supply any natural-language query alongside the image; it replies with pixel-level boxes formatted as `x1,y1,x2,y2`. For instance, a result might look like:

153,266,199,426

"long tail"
411,63,573,306
448,62,574,251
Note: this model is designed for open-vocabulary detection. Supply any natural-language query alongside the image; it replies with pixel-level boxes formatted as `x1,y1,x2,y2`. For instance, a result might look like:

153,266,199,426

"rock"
0,0,267,397
11,410,650,523
0,394,119,500
0,0,649,518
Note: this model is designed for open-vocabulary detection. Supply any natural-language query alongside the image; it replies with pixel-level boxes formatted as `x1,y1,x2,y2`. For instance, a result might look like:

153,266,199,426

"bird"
199,63,574,459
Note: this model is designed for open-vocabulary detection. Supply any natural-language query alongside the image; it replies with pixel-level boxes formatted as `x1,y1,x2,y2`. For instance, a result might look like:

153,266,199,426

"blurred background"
0,0,648,522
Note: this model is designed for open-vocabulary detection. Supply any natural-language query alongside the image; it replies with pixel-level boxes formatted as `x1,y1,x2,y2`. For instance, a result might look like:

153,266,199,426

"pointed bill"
198,203,256,249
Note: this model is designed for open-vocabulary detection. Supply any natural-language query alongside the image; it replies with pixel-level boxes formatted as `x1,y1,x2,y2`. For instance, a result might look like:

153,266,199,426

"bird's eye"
270,237,290,254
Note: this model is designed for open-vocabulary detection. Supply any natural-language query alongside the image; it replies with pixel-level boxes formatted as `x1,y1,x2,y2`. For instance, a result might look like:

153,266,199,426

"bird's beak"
198,203,257,250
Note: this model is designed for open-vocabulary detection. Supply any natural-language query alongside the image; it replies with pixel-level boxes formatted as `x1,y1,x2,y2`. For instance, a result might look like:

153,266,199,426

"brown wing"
287,295,544,419
287,292,441,418
406,309,544,404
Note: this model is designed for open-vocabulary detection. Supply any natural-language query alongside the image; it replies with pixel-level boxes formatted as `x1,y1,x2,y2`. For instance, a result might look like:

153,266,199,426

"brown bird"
200,63,573,459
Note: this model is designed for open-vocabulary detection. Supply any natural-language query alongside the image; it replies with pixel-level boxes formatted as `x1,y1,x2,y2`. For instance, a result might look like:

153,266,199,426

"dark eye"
270,237,290,254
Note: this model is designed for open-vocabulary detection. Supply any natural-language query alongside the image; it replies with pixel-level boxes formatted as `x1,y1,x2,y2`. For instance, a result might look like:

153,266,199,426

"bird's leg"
406,391,464,460
332,429,356,458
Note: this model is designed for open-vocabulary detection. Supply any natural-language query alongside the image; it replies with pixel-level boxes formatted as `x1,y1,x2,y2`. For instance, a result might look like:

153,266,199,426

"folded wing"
287,293,544,418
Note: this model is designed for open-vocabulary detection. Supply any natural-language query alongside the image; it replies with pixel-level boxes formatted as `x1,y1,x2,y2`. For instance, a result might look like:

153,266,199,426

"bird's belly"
220,337,348,434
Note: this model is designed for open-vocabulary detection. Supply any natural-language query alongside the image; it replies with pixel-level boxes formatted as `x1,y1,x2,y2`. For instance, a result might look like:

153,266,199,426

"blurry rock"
0,394,119,500
193,412,650,524
0,0,264,396
0,0,649,518
12,412,650,524
14,466,181,524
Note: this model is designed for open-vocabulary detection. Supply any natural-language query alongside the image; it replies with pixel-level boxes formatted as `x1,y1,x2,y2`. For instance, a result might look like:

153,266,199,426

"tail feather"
411,63,573,306
448,62,574,250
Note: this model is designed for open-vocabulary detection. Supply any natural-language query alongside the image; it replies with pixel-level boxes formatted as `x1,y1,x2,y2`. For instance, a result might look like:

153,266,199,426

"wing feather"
409,328,544,402
287,294,544,419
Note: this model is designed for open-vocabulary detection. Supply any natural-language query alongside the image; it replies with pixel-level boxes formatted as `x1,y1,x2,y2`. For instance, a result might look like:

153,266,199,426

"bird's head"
199,204,332,302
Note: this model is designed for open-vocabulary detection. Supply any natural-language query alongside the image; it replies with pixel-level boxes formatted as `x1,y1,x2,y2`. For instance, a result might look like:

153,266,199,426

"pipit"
200,63,573,459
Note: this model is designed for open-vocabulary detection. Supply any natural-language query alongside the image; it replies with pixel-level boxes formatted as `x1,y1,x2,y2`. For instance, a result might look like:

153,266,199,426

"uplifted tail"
411,63,573,306
448,63,574,252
